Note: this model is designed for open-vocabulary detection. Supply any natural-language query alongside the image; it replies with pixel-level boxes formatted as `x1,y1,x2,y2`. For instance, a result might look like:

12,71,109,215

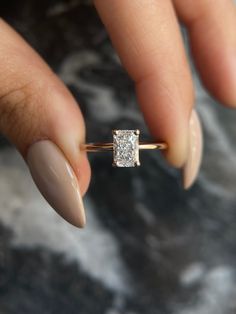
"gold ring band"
81,142,167,152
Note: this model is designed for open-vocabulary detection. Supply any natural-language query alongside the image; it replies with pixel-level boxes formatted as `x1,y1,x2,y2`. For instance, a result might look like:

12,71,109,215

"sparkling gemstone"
113,130,140,167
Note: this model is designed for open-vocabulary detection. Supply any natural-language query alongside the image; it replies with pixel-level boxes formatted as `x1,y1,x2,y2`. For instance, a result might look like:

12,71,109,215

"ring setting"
81,129,167,168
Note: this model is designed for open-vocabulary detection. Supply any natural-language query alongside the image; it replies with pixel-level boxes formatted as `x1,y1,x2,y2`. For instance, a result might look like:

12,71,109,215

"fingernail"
183,110,203,189
27,140,86,227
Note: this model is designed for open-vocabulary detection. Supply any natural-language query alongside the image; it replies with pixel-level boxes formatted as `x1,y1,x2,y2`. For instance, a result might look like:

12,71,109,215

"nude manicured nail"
27,140,85,227
183,110,203,189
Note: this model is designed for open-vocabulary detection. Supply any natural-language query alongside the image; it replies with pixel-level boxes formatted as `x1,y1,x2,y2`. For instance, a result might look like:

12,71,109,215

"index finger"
94,0,194,167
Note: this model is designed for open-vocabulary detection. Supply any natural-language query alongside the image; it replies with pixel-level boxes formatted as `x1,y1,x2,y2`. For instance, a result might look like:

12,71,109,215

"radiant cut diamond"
113,130,140,167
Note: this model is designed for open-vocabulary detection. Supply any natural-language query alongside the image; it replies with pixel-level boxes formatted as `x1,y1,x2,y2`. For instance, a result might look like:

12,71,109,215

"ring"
81,129,167,167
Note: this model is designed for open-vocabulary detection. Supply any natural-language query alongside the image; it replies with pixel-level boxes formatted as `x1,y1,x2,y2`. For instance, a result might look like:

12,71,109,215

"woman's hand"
0,0,235,227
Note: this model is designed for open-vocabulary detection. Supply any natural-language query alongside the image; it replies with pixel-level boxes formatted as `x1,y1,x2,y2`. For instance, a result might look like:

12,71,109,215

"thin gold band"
81,142,167,152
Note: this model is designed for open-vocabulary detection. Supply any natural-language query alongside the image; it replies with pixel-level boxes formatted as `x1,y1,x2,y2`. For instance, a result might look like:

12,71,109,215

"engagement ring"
81,129,167,167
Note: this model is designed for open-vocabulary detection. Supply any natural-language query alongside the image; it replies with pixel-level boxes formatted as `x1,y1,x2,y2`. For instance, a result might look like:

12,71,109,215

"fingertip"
212,62,236,109
193,48,236,108
163,141,188,169
145,107,190,169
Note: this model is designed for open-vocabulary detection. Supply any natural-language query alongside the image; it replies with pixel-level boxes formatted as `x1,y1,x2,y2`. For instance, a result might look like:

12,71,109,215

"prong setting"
112,130,118,135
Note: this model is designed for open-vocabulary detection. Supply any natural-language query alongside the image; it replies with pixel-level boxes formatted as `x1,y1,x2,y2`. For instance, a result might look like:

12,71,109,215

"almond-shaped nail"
27,140,85,227
183,110,203,189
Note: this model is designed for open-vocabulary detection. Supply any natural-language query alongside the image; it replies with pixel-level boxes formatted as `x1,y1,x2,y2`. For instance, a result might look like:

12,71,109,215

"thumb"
0,19,91,227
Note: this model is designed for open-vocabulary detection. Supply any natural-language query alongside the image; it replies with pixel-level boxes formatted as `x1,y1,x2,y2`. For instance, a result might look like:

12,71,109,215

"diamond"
113,130,140,167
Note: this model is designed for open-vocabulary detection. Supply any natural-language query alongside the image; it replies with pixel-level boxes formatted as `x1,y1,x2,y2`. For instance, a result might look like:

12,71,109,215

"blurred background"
1,0,236,313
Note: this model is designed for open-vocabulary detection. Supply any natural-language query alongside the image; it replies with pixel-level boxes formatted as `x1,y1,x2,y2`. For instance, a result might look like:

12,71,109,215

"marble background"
1,1,236,313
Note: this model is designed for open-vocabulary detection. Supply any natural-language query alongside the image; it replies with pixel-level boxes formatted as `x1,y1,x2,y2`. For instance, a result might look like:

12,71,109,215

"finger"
94,0,195,168
173,0,236,107
0,19,91,227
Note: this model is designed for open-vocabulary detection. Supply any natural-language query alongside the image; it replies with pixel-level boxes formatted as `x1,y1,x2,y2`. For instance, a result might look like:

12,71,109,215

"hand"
0,0,235,227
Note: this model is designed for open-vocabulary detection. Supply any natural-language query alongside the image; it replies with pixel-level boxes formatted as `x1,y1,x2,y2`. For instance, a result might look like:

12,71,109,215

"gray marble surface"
0,1,236,313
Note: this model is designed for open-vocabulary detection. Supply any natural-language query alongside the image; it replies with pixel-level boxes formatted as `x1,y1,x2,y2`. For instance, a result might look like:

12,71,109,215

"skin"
0,1,236,216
